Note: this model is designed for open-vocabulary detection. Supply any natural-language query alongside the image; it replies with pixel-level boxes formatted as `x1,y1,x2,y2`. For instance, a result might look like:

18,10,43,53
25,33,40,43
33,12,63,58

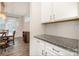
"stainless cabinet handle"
42,50,44,55
45,52,47,56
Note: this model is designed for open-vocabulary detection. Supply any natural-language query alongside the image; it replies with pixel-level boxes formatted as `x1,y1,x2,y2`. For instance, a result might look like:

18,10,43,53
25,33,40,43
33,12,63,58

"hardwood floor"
0,37,29,56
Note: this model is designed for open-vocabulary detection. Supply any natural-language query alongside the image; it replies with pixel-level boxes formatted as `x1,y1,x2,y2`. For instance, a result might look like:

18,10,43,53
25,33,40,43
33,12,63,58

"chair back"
2,30,9,36
13,31,16,40
0,32,6,38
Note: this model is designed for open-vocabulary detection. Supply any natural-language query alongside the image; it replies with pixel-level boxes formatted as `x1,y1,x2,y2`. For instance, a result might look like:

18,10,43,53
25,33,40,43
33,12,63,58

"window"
0,18,5,31
0,17,19,34
5,17,19,33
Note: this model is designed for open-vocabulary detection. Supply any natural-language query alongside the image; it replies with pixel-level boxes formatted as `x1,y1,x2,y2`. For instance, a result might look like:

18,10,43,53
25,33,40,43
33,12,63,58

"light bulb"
0,13,6,20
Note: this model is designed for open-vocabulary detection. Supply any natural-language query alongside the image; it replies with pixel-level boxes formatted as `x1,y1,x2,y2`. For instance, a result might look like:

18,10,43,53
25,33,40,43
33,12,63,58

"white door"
53,2,78,21
41,2,54,23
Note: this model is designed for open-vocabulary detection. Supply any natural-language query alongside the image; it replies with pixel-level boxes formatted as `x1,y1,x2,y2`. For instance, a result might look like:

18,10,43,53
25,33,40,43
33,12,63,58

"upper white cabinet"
53,2,78,21
41,2,54,23
41,2,78,23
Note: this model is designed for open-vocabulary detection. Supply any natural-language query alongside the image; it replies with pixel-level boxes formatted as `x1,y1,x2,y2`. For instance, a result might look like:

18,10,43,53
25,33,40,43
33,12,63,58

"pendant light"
0,2,6,20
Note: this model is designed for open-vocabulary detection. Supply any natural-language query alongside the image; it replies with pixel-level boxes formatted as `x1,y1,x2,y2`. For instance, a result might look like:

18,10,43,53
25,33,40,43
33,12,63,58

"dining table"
0,30,14,43
0,30,9,54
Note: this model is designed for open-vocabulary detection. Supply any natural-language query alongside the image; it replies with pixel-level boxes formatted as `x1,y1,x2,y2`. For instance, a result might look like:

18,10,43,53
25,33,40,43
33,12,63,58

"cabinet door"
53,2,78,21
30,38,39,56
45,41,75,56
38,43,45,56
30,38,44,56
36,39,45,56
41,2,54,23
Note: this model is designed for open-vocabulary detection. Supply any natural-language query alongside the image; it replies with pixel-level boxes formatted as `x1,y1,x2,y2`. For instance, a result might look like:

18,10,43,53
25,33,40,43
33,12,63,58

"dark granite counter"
34,34,79,53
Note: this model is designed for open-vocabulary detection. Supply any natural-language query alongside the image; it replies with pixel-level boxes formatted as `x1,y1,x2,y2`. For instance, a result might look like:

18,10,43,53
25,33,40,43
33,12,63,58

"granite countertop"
34,34,79,53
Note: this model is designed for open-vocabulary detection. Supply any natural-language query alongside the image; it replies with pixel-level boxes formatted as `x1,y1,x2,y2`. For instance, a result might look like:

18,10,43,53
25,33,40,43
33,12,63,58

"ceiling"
4,2,30,17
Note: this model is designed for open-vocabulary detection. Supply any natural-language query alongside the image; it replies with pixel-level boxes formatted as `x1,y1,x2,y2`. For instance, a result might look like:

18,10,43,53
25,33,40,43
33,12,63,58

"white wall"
23,17,30,32
30,2,45,55
45,20,79,39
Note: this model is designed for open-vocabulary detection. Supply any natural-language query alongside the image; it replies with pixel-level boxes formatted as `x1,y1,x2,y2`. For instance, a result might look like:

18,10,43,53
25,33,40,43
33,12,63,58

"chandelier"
0,2,6,20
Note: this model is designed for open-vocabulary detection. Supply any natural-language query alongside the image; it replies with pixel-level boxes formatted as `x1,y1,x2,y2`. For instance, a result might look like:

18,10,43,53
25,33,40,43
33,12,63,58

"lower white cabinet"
36,39,45,56
36,39,58,56
45,42,75,56
53,2,78,21
31,38,39,55
34,38,76,56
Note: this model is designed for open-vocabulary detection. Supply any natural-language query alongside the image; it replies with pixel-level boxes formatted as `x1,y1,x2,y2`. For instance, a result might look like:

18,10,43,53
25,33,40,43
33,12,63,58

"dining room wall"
23,16,30,32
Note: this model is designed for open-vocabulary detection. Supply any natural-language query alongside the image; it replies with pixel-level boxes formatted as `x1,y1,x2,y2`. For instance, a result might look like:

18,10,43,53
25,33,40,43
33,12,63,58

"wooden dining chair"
0,32,9,53
2,30,9,35
8,31,16,45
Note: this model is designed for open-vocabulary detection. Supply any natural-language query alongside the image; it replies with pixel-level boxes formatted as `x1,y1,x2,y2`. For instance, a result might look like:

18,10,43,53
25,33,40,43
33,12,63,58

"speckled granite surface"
34,34,79,53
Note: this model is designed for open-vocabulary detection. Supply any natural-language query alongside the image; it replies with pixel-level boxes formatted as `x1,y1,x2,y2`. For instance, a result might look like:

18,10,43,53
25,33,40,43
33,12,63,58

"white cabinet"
53,2,78,21
34,38,75,56
35,39,58,56
30,38,38,56
36,39,45,56
41,2,54,23
45,42,75,56
30,38,44,56
41,2,78,23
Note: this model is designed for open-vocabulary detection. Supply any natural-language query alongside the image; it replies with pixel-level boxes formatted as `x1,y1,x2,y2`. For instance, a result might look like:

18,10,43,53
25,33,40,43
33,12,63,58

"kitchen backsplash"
44,20,79,40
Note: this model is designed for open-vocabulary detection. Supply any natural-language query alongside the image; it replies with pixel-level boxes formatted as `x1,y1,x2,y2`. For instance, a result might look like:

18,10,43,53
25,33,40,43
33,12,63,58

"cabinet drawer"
46,49,58,56
45,42,75,56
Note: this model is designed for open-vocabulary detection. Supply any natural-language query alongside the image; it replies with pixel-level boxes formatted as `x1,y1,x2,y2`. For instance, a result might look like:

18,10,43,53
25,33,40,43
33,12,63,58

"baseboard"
15,37,22,39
